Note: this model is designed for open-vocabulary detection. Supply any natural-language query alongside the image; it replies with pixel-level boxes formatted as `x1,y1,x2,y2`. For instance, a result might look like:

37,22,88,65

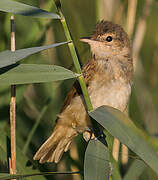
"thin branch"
10,15,16,179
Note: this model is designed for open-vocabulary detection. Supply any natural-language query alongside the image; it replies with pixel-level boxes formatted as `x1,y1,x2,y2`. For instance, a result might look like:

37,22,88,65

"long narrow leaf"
0,42,67,68
0,0,60,19
89,106,158,175
123,159,147,180
84,139,110,180
0,64,78,85
0,171,80,180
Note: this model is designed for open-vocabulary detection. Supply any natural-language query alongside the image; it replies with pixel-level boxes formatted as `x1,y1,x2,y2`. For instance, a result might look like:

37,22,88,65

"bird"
33,20,133,163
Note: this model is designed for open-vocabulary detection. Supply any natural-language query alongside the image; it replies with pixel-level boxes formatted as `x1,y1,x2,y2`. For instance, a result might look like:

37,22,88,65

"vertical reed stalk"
132,0,153,70
121,144,128,165
56,5,93,112
112,138,120,162
9,15,16,179
126,0,138,38
119,0,138,166
53,1,107,146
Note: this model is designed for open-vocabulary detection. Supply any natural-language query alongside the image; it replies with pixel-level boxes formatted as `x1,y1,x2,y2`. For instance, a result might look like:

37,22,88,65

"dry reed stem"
112,0,128,165
132,0,153,70
120,106,130,165
134,31,158,135
112,138,120,162
134,62,158,135
10,15,16,179
101,0,120,21
113,1,138,162
119,0,138,166
121,144,128,165
132,0,157,135
127,0,138,38
113,0,126,24
118,0,153,166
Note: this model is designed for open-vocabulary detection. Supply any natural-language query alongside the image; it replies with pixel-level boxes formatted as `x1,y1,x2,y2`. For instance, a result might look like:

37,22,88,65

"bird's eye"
106,36,113,42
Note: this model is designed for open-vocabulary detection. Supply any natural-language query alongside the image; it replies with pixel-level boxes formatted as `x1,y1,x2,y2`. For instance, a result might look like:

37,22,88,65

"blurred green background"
0,0,158,179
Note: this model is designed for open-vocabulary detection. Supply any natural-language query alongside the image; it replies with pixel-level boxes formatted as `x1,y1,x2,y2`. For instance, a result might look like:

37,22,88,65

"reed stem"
57,6,93,112
10,15,16,179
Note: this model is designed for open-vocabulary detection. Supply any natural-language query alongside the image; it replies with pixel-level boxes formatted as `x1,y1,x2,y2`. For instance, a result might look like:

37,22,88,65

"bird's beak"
80,37,95,44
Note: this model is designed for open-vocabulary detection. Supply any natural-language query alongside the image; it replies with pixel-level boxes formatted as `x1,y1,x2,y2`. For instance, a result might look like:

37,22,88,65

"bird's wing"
60,59,96,112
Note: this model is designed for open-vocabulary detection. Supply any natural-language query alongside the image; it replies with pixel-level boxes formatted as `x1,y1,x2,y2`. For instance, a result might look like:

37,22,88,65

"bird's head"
81,21,131,60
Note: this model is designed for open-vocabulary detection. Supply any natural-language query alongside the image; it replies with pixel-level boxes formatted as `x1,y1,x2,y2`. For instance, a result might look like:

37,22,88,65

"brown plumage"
33,21,133,163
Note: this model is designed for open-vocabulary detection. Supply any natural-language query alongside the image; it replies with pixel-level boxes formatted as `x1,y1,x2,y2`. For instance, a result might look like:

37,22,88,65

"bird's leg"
83,130,95,142
83,128,107,146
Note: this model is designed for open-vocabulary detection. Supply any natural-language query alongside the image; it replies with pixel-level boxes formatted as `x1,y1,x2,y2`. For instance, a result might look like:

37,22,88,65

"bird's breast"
89,77,131,112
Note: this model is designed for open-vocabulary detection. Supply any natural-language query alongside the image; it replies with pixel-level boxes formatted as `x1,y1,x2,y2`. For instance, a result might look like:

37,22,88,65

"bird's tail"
33,124,77,163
